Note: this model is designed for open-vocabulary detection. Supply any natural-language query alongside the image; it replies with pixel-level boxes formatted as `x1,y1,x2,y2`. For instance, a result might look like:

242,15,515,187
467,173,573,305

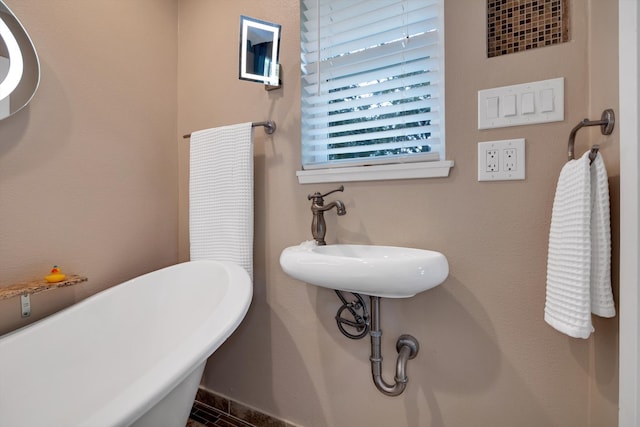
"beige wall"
0,0,618,426
178,1,619,427
0,0,179,334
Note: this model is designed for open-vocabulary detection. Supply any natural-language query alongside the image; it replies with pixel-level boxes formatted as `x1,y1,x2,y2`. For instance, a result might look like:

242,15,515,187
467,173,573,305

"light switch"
486,96,499,119
522,92,535,114
540,88,554,112
503,94,516,116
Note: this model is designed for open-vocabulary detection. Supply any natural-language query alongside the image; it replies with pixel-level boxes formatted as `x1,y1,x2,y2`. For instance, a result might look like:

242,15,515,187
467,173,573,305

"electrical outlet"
503,148,517,171
486,149,499,172
478,139,525,181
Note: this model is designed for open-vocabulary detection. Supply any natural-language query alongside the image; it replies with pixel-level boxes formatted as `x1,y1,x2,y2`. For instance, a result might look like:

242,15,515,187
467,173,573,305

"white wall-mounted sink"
280,241,449,298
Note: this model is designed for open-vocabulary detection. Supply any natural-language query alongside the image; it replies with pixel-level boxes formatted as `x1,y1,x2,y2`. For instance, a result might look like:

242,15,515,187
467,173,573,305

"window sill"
296,160,454,184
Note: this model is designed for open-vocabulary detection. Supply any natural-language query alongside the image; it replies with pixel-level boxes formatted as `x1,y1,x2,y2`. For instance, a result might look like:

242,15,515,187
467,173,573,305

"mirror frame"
0,0,40,120
239,15,281,87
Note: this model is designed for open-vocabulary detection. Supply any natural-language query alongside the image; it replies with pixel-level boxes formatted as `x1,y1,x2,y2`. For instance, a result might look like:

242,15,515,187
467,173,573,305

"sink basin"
279,241,449,298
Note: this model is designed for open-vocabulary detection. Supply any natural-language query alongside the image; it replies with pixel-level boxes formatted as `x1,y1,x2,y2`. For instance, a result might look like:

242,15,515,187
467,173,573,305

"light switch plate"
478,77,564,129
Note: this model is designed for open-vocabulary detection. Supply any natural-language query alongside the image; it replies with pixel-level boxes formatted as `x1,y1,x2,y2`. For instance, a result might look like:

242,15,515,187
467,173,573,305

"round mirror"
0,0,39,120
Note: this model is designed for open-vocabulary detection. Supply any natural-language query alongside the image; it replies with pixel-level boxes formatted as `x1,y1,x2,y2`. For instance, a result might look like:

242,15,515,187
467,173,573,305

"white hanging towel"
545,151,615,339
189,122,254,279
589,152,615,317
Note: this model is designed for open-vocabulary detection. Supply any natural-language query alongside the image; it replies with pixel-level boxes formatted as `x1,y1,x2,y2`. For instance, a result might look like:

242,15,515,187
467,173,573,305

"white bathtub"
0,260,252,427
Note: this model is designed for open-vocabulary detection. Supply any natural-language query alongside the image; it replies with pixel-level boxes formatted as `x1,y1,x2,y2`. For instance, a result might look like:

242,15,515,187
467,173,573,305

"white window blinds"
301,0,444,170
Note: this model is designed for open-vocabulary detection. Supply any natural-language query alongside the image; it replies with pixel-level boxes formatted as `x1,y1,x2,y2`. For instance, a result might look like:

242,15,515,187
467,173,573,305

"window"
299,0,450,183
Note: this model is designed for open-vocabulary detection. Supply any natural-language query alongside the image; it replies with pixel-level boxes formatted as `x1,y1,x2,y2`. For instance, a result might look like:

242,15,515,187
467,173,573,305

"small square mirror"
239,15,281,87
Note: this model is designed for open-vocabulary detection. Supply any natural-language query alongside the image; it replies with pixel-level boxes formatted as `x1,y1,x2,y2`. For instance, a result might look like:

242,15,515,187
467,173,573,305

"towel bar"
183,120,276,139
567,109,614,161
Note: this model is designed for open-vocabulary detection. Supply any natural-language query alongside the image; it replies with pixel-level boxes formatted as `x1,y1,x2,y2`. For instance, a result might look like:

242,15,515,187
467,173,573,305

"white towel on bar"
590,152,615,317
189,122,254,279
545,151,615,339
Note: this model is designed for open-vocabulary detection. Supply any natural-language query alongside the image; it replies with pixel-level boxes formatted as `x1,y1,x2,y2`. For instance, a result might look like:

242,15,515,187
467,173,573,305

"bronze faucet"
308,185,346,245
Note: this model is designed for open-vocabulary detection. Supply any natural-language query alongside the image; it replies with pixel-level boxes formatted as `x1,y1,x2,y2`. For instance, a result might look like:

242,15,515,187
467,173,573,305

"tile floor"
187,388,298,427
187,401,254,427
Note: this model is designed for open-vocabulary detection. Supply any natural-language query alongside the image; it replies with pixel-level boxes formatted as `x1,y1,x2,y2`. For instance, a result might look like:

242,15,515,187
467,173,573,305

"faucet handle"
308,185,344,201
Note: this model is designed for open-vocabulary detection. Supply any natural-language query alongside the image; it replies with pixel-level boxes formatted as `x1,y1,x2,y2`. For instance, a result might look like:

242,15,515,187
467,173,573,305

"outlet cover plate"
478,138,525,181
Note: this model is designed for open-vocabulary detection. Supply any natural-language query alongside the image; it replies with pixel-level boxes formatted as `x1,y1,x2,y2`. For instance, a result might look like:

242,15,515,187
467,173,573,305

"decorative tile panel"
487,0,569,57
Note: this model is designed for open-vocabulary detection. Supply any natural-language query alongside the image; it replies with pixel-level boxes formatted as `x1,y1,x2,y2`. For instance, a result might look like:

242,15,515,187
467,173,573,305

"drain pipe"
369,296,419,396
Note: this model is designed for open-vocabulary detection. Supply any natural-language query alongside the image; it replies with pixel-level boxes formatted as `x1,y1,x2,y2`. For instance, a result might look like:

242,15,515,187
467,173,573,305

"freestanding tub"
0,260,252,427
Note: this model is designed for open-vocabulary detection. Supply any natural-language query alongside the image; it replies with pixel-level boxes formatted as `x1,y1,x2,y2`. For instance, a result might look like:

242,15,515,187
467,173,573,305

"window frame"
298,0,452,184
